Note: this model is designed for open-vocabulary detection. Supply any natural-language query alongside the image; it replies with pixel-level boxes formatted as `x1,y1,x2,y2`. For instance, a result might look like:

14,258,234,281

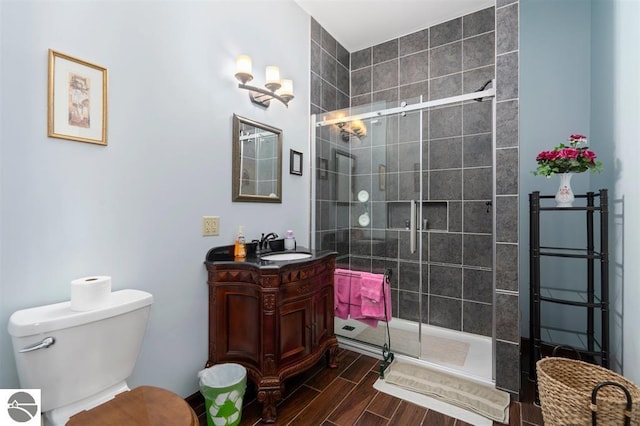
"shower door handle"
410,200,417,253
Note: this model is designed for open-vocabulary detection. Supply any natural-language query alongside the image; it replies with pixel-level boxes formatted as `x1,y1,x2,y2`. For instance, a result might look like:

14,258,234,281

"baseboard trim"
185,391,205,418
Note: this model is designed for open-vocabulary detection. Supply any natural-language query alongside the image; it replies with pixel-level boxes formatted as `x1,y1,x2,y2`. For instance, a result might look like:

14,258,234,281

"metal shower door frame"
310,83,497,381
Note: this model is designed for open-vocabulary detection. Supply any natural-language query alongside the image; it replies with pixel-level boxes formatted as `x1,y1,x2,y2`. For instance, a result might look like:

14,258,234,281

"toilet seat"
66,386,198,426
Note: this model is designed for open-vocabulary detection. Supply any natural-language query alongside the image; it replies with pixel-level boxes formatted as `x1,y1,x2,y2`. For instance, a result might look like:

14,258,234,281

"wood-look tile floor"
196,349,544,425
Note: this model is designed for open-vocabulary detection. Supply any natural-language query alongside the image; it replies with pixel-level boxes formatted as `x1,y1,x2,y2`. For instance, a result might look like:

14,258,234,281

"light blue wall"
0,0,311,397
591,0,640,381
521,0,640,383
520,0,592,336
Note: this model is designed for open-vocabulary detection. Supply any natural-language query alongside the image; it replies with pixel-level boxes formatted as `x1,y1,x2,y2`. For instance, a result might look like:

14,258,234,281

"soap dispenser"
234,226,246,259
284,230,296,250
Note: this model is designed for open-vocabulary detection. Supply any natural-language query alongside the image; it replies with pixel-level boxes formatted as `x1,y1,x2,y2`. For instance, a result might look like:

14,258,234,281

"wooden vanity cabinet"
205,254,338,423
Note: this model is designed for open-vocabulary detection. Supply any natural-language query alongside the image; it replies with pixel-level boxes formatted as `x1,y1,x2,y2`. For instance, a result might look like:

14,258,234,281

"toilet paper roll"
70,276,112,311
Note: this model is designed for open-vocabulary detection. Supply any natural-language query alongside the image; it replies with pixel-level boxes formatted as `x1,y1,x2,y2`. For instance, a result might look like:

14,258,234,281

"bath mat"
423,335,470,366
373,378,494,426
355,326,418,356
382,360,509,423
355,326,470,367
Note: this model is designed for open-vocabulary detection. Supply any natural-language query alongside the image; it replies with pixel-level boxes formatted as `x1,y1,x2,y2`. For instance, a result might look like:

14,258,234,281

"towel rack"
379,268,394,378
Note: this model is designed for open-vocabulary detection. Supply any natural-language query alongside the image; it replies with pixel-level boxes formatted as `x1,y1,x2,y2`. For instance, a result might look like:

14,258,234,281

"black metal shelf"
538,287,604,307
538,297,604,308
534,325,606,367
529,189,609,382
538,246,603,259
537,325,604,353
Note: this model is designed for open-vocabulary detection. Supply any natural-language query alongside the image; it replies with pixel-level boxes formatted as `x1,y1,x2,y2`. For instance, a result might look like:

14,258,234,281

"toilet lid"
67,386,198,426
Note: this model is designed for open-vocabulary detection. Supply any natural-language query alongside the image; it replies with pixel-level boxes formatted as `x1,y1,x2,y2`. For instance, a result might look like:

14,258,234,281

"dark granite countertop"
204,244,336,268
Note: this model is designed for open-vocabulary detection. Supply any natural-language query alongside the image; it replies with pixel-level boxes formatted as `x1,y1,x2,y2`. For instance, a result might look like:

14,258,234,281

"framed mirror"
232,114,282,203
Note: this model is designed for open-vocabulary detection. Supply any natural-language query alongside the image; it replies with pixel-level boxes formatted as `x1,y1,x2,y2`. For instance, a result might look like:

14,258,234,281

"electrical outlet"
202,216,219,236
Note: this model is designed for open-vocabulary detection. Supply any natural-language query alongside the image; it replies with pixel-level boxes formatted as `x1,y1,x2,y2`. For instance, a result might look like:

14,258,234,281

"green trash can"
198,363,247,426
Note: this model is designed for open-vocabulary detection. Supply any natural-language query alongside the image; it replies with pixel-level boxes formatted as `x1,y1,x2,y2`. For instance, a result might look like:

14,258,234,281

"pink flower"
533,133,602,176
558,147,579,159
568,134,588,147
536,151,553,161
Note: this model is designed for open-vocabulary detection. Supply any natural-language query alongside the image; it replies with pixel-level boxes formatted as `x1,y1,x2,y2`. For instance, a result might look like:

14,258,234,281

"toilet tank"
8,289,153,413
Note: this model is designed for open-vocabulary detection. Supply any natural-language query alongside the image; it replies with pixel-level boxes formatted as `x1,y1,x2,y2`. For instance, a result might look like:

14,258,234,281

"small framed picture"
290,149,303,176
48,49,108,145
317,157,328,180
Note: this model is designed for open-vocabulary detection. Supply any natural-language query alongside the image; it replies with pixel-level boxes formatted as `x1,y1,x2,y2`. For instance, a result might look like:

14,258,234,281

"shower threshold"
335,317,493,385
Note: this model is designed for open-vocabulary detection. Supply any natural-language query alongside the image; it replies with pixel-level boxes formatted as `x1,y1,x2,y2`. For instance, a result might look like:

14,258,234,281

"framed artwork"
317,157,328,180
48,49,108,145
290,149,303,176
335,150,354,203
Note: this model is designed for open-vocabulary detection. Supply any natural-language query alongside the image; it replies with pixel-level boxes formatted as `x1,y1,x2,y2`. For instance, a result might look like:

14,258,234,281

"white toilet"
8,289,197,425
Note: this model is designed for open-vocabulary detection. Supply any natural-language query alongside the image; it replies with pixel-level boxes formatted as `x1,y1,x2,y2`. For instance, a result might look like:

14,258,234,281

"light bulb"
235,55,253,84
265,66,281,91
279,79,294,98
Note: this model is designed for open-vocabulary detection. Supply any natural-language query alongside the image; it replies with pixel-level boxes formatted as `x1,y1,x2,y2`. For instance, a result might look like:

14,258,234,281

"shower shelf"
386,201,448,231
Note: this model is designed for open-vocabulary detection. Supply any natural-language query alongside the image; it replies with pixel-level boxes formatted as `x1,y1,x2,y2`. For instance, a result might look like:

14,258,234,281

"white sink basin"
261,252,312,261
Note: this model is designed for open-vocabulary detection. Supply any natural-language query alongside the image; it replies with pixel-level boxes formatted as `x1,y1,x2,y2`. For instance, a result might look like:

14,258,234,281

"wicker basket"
537,357,640,425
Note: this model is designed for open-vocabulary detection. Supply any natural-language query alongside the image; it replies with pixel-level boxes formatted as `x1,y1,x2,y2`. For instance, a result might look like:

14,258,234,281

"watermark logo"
0,390,41,425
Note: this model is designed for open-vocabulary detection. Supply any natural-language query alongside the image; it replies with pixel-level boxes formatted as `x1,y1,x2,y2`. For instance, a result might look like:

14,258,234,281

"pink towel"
333,268,391,328
360,273,385,319
349,273,382,328
334,269,354,319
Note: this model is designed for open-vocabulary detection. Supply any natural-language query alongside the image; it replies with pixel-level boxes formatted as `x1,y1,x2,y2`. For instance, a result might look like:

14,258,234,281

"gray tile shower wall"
311,17,350,257
495,0,520,399
310,1,520,398
310,18,350,114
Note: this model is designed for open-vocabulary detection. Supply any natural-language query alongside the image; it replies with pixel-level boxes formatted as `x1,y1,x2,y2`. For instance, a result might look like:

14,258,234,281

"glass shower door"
313,99,425,360
314,85,497,380
375,107,424,359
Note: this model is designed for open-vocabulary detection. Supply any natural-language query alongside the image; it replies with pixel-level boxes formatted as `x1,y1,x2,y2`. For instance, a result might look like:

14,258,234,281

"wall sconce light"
337,119,367,142
234,55,294,108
